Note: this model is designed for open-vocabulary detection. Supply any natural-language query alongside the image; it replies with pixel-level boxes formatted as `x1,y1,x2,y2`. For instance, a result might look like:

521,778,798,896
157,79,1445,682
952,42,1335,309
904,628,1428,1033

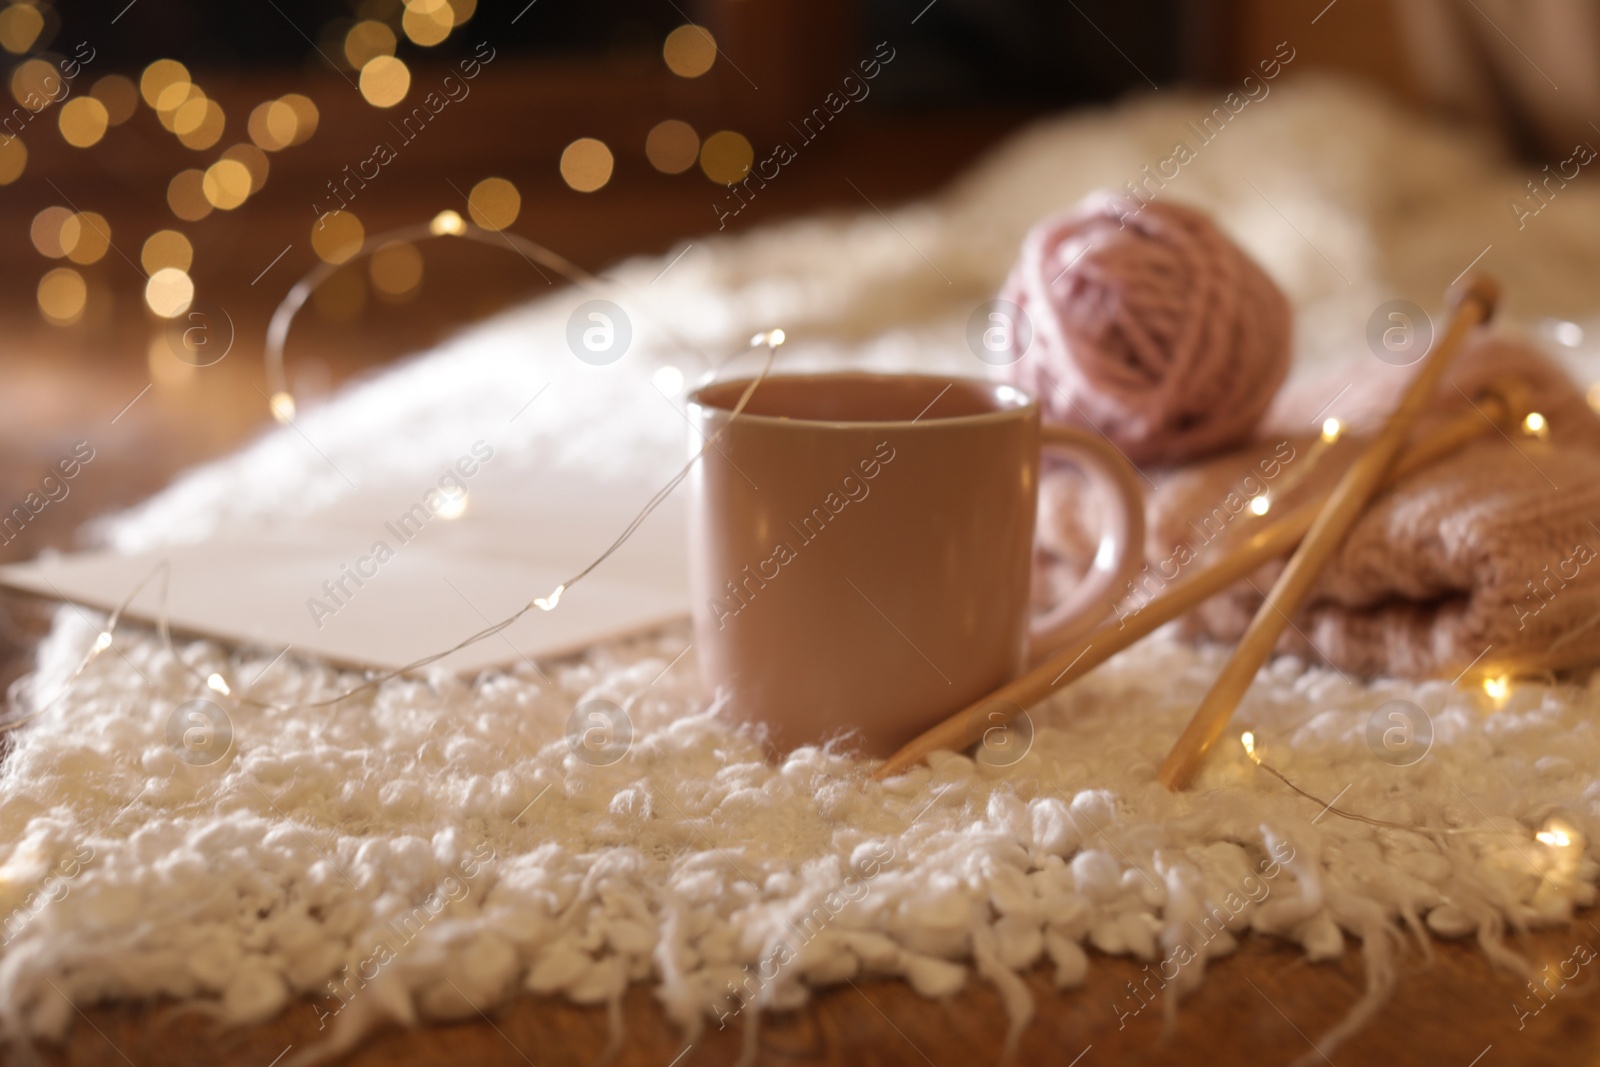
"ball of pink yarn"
994,194,1291,466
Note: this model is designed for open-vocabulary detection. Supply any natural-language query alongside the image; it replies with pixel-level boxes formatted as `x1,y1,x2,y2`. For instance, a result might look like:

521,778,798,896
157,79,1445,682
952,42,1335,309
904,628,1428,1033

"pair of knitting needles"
875,276,1506,786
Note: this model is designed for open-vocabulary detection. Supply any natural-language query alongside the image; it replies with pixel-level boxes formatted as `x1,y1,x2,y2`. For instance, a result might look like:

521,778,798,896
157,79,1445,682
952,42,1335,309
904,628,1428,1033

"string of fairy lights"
4,0,757,353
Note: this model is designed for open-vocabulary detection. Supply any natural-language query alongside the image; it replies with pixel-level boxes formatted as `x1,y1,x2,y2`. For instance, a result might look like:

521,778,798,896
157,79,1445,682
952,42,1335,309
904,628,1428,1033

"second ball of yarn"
995,194,1292,467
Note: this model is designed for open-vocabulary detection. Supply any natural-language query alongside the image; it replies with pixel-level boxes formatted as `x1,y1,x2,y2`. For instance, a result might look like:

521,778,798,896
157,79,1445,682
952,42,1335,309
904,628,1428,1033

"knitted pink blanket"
1041,334,1600,678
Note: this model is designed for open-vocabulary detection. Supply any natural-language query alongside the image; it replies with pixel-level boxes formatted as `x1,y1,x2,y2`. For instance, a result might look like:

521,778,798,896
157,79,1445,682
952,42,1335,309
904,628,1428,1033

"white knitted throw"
4,79,1599,1066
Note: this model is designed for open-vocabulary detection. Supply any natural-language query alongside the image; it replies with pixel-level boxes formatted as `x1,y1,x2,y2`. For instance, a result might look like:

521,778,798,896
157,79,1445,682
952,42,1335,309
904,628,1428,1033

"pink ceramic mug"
687,372,1145,755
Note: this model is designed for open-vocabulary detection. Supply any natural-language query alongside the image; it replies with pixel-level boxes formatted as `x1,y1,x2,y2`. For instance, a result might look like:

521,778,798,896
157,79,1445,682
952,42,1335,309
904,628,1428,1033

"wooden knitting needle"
1156,276,1500,790
870,377,1526,781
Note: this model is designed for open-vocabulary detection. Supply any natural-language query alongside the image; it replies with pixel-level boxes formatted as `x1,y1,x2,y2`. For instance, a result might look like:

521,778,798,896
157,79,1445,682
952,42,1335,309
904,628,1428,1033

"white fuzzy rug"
5,78,1600,1065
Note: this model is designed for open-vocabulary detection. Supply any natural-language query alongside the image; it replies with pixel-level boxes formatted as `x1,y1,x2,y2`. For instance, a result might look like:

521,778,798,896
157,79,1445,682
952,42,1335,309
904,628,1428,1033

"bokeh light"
38,267,87,326
0,3,44,54
144,267,194,319
402,0,454,47
141,229,193,274
370,240,423,299
175,98,226,150
248,100,293,150
345,20,397,68
91,74,138,125
167,169,213,221
58,97,109,147
699,130,753,183
467,176,521,228
360,56,410,108
11,58,58,107
311,210,365,263
447,0,477,23
559,139,613,193
140,59,190,109
202,158,252,209
62,212,110,265
30,206,73,258
646,119,699,174
280,94,319,144
221,143,269,193
429,209,466,236
663,25,717,78
0,136,25,184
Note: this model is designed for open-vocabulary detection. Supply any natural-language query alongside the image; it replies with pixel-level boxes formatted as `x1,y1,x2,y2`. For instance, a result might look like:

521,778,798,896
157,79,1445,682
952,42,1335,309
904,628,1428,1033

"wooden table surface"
1,68,1596,1067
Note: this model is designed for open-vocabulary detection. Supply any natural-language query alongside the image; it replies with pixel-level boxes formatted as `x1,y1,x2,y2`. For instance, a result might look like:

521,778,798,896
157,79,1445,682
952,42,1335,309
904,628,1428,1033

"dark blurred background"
0,0,1585,575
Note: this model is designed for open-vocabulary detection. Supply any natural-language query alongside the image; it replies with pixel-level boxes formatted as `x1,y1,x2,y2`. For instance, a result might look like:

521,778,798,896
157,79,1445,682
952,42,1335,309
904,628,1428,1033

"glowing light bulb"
1321,417,1342,442
206,673,231,695
429,209,465,236
652,364,684,394
269,392,296,423
768,328,786,346
1240,731,1260,764
535,584,565,611
1536,827,1572,848
437,490,467,520
91,631,113,654
1248,495,1270,516
1522,412,1548,438
1483,675,1510,704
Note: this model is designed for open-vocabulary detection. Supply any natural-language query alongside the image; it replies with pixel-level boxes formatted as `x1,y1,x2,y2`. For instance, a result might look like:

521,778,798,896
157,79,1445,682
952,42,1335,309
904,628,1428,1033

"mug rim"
687,371,1038,430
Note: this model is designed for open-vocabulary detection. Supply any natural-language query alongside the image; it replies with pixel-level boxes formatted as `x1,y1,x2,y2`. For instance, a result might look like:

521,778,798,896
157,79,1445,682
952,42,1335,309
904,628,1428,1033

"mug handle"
1027,423,1147,665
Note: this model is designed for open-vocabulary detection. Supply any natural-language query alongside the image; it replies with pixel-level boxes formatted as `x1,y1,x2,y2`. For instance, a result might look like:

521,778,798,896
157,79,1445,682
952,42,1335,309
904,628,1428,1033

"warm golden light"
11,58,56,107
1248,495,1270,516
1240,730,1260,764
144,267,195,319
311,210,365,264
345,19,398,68
206,672,231,695
269,392,297,423
646,119,699,174
1321,417,1342,442
360,55,411,108
1522,411,1548,438
402,0,454,46
37,267,87,326
535,584,565,611
140,59,191,109
0,3,44,54
559,139,613,193
467,176,521,228
280,94,318,144
447,0,477,23
58,97,109,148
699,130,753,184
175,98,226,150
202,159,252,209
155,80,200,122
1483,675,1510,704
167,169,213,221
221,143,270,193
429,209,466,236
370,240,423,298
1536,827,1572,848
663,24,717,78
62,212,110,265
141,229,193,274
248,100,292,151
91,74,139,125
0,135,25,185
30,205,73,258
